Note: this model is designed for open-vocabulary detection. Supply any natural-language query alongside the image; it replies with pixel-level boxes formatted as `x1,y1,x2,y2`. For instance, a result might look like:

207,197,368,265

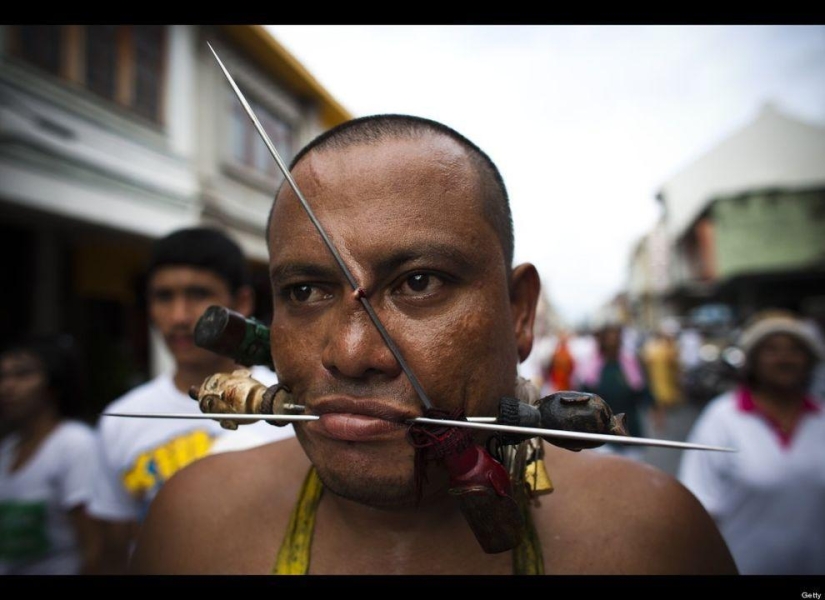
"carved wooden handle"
188,369,295,429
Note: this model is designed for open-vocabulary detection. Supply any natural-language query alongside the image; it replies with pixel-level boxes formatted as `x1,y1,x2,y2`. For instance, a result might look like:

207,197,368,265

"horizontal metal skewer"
411,417,734,452
101,412,735,453
107,412,319,422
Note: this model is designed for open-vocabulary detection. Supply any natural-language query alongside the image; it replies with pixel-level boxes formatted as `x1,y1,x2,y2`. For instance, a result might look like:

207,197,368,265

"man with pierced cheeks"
131,115,737,575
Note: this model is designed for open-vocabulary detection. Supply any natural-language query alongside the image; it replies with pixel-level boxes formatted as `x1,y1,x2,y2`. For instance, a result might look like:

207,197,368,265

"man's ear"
510,263,541,362
231,285,255,318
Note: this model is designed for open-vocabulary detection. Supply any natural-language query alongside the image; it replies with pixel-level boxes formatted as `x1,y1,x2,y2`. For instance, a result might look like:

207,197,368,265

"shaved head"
268,114,514,271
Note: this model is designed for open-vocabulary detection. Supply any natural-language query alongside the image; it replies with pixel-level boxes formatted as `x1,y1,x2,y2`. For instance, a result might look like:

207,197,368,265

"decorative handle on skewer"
188,370,298,430
194,305,273,369
497,391,629,450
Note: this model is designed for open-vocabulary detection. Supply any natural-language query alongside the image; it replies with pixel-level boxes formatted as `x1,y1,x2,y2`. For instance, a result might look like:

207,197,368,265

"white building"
0,25,351,412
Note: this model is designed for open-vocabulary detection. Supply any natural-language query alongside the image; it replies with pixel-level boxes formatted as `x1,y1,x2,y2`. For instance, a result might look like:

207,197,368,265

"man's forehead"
284,133,471,191
278,140,480,222
265,131,506,276
147,265,227,289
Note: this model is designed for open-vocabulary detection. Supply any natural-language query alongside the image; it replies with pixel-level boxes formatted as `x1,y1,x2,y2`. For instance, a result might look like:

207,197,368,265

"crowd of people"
523,310,825,575
1,228,294,575
1,113,822,575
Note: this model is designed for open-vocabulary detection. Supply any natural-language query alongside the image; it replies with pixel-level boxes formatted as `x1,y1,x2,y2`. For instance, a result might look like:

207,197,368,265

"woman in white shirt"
679,311,825,575
0,335,100,574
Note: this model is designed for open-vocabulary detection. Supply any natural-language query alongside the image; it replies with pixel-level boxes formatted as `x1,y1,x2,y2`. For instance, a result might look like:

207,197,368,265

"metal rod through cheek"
100,412,737,453
208,42,433,410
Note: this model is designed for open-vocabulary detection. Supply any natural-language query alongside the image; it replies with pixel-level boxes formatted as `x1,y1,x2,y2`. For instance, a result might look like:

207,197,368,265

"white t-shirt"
678,388,825,575
89,367,294,523
0,421,98,575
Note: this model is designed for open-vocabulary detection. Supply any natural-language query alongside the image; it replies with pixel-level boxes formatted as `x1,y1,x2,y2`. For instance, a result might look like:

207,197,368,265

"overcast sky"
265,25,825,325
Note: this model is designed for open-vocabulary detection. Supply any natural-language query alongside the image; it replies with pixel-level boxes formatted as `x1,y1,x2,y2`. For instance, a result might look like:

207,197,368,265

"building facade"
0,25,351,414
627,105,825,334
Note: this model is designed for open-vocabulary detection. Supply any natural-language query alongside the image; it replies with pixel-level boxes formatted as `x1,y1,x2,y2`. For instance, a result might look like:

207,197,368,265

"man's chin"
296,426,456,508
316,465,420,508
299,440,417,507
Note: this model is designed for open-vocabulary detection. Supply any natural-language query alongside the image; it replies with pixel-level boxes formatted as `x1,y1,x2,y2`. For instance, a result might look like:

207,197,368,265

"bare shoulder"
130,437,311,574
533,444,737,574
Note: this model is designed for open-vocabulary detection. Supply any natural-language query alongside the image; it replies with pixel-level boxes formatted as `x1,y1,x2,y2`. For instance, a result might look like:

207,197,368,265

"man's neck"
313,484,513,574
173,358,239,394
325,485,463,535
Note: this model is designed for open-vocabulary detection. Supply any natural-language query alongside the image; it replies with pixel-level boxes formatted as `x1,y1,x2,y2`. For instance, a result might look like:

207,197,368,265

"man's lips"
166,334,195,351
307,397,420,442
316,414,408,441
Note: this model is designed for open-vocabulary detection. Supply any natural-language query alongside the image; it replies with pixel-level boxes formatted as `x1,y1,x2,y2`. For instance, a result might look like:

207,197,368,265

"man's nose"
321,299,402,380
169,296,196,326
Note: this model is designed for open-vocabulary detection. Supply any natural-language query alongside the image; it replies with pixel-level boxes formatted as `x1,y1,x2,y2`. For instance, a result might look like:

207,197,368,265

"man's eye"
285,284,331,304
396,273,443,297
186,288,211,301
150,290,173,303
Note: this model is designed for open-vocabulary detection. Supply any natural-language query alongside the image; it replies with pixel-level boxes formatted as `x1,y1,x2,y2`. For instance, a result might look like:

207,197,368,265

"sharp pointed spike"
101,412,736,453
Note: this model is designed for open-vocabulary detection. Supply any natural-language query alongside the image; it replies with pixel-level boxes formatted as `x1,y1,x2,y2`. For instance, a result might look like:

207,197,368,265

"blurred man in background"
89,227,294,573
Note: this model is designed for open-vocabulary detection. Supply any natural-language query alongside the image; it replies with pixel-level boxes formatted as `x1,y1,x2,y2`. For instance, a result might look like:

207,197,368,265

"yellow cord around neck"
272,466,545,575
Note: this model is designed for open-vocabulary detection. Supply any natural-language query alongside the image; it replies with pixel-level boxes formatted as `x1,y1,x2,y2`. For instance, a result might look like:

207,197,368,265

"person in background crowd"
679,310,825,574
574,323,653,461
89,227,294,573
642,322,683,432
545,331,575,392
0,335,100,574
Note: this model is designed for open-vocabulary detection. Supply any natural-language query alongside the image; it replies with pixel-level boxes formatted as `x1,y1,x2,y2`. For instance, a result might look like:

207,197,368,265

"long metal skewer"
208,43,433,411
101,412,736,453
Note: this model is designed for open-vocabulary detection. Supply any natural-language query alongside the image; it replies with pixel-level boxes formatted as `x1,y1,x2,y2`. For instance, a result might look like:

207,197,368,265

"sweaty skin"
130,133,736,575
131,439,735,574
